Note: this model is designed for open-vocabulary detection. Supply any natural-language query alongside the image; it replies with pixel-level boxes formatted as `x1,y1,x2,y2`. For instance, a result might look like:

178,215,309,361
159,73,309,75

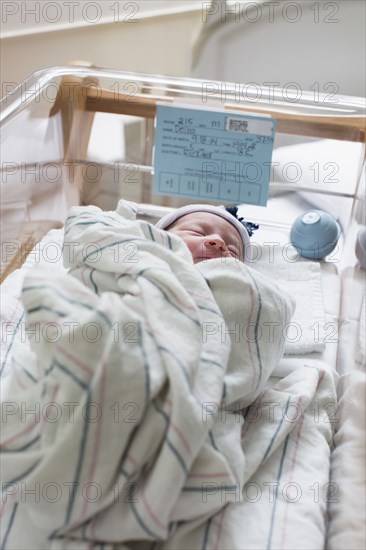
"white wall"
192,0,366,98
3,1,364,100
1,1,204,97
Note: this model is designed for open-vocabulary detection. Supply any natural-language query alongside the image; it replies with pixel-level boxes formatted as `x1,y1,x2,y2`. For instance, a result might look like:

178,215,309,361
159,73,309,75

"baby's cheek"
184,239,198,256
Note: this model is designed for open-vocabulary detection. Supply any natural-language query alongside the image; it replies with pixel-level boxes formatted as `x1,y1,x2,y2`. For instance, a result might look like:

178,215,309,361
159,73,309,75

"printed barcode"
227,118,249,133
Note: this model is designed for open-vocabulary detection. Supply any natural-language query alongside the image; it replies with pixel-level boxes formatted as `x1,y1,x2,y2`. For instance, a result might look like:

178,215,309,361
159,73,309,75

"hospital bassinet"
0,67,365,549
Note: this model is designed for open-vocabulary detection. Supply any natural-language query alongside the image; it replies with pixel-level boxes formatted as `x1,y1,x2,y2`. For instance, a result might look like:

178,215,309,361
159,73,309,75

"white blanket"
163,360,338,550
0,201,295,548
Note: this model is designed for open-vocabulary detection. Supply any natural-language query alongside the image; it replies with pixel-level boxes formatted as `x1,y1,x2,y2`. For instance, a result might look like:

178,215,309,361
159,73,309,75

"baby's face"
167,212,244,263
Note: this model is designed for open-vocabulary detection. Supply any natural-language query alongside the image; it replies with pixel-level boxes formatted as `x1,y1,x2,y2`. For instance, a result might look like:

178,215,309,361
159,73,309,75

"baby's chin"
193,254,222,264
193,254,239,264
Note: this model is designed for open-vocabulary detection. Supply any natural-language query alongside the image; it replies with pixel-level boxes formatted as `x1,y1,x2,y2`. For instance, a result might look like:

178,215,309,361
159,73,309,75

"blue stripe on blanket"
261,396,291,464
153,400,192,476
304,363,321,375
152,400,170,439
78,516,107,544
103,213,132,223
82,519,91,542
54,361,89,389
245,269,263,390
266,433,290,549
147,224,156,242
166,439,188,474
23,284,89,307
201,516,213,550
209,431,219,451
89,268,98,294
146,223,173,251
157,345,192,392
66,213,124,226
63,221,119,240
166,232,173,250
26,305,67,317
69,221,118,228
197,304,223,318
182,485,238,492
2,461,40,490
222,381,227,401
10,434,40,453
64,390,93,526
0,502,18,549
82,238,146,262
120,468,130,479
138,328,151,408
14,361,37,384
201,357,225,370
130,500,163,539
136,271,200,327
120,460,150,483
204,278,212,290
23,284,112,327
0,312,25,377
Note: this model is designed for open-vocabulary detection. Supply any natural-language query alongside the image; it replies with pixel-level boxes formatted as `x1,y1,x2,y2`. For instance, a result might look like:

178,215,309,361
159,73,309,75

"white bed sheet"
248,219,341,371
327,267,366,550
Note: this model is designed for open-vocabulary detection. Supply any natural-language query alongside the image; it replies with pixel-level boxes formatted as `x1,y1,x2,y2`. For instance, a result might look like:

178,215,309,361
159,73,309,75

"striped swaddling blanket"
1,201,294,548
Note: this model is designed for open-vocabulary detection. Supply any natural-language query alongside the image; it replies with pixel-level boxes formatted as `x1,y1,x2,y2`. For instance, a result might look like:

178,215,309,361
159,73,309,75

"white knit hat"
155,204,252,263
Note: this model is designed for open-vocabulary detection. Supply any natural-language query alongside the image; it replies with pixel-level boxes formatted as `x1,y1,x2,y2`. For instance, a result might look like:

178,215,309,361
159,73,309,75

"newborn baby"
155,204,254,264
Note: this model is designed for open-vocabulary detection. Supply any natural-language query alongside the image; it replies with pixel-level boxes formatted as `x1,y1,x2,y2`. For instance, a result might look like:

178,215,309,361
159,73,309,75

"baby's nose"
204,237,227,251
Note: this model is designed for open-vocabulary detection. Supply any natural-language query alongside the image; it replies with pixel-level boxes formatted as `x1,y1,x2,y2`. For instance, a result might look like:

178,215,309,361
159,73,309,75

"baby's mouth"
194,251,230,263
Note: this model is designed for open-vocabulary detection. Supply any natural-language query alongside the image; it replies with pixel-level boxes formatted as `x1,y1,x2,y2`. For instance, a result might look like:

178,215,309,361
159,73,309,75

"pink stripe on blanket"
170,423,193,457
12,369,27,391
156,281,198,315
1,418,38,448
56,345,93,376
126,454,138,466
76,234,111,262
155,398,192,457
140,490,167,531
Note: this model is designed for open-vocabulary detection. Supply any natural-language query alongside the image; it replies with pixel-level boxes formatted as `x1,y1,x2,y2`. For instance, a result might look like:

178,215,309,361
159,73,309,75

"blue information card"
153,104,276,205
